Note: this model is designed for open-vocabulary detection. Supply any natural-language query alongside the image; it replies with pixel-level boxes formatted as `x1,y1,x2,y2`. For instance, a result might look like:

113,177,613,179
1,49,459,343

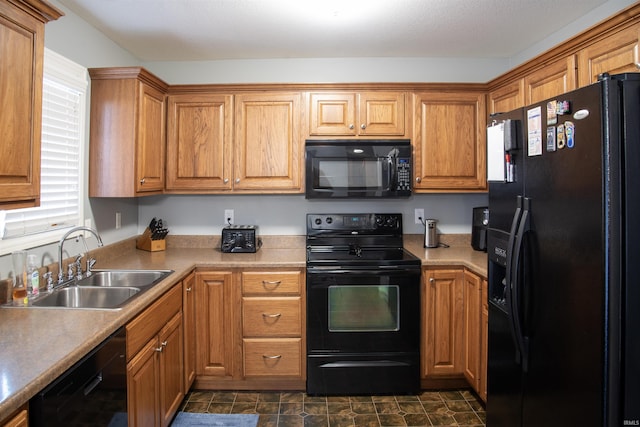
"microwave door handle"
388,157,396,190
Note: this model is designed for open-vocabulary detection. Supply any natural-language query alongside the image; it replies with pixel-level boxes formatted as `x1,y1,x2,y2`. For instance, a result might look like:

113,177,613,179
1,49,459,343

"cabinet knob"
416,177,422,183
360,124,366,130
224,178,229,184
235,178,240,183
140,178,146,185
349,124,355,130
262,354,282,360
186,287,192,292
429,277,435,284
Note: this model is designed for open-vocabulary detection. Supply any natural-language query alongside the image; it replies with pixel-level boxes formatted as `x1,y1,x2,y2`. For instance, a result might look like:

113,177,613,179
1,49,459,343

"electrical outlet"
224,209,234,225
115,212,121,229
414,208,424,224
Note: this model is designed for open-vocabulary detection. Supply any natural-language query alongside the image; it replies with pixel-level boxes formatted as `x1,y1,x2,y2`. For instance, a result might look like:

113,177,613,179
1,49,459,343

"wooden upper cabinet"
0,0,62,210
308,91,406,136
577,23,640,86
413,91,486,192
89,67,168,197
234,92,302,192
166,94,233,192
488,79,524,115
524,56,577,105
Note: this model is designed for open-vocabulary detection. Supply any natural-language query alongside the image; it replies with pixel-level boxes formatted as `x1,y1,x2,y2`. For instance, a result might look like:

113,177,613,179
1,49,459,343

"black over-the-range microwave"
305,139,412,198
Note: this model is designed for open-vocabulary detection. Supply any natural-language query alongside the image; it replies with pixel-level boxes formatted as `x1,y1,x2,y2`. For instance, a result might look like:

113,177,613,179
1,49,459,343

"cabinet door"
413,91,486,191
479,278,488,402
234,92,302,191
524,56,577,105
166,94,233,191
0,2,44,209
127,338,160,427
1,406,28,427
488,79,525,115
359,92,406,135
463,270,482,392
159,312,184,427
577,24,640,86
182,272,196,391
195,271,236,377
422,269,464,378
136,82,166,193
309,93,357,135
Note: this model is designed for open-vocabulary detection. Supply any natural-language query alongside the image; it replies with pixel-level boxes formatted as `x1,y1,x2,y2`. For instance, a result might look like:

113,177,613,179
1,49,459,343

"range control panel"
307,213,402,232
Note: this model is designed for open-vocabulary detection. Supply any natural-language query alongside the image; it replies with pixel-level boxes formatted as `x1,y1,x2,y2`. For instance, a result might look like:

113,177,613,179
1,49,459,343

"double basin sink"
11,270,173,310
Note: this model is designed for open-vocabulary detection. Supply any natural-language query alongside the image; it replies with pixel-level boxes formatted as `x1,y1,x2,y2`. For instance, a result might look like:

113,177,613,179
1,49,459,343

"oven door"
306,267,420,353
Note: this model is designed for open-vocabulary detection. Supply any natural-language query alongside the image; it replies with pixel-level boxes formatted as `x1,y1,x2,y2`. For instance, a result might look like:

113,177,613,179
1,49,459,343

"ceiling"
58,0,610,62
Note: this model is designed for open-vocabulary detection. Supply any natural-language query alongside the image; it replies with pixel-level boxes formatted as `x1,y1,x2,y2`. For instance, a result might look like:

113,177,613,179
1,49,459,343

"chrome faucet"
58,226,104,284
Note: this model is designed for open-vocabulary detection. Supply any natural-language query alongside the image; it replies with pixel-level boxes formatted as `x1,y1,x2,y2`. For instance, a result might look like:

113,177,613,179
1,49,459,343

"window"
0,49,87,255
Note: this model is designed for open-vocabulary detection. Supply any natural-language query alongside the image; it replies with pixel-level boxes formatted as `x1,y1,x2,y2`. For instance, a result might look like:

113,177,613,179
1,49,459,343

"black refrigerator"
486,73,640,427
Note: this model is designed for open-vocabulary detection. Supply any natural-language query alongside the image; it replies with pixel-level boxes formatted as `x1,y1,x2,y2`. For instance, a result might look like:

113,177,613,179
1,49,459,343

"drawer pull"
262,280,282,289
262,354,282,359
262,313,282,318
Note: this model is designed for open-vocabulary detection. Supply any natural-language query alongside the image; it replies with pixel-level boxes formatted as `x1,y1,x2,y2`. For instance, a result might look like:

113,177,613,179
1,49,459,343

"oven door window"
316,159,391,191
328,285,399,332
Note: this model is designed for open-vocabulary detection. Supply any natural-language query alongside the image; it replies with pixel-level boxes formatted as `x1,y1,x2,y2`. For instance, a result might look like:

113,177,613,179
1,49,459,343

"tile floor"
180,389,486,427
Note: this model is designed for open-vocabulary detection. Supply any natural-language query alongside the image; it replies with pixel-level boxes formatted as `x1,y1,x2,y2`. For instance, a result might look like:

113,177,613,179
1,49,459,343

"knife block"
136,228,166,252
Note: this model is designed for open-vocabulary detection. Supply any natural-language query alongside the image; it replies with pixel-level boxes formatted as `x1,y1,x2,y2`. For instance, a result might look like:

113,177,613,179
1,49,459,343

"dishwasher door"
30,327,127,427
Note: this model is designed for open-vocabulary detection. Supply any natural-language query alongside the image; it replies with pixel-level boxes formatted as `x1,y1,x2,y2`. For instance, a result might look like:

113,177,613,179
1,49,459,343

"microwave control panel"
396,158,411,190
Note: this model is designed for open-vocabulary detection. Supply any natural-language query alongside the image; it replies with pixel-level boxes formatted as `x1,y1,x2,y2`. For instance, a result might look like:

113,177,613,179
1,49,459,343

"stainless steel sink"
32,286,141,309
77,270,172,288
2,269,173,310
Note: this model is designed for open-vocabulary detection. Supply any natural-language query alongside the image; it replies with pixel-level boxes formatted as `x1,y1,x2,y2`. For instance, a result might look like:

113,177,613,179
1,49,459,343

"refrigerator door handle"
506,195,523,364
512,197,531,372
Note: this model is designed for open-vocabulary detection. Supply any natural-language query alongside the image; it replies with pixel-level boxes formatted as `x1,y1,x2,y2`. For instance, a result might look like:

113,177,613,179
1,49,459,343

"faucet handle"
75,254,84,280
67,262,75,280
86,257,96,277
44,272,54,292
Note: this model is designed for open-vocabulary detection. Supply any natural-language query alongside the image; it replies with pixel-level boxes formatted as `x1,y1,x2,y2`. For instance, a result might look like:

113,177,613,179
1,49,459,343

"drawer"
242,297,301,336
126,284,181,359
242,271,302,295
243,338,302,377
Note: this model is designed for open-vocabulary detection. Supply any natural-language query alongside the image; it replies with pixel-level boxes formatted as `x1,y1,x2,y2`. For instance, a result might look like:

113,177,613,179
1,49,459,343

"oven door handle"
307,267,420,274
319,360,413,368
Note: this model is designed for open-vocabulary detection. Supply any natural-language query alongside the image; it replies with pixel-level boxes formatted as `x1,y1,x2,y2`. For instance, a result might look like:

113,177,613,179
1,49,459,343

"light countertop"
0,234,486,420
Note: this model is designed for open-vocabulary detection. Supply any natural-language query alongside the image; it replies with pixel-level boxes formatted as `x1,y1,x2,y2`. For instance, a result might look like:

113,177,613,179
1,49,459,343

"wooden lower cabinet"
194,269,305,390
1,406,27,427
182,271,197,391
194,271,236,380
127,284,184,427
480,278,488,401
422,267,488,400
422,268,465,380
463,270,483,395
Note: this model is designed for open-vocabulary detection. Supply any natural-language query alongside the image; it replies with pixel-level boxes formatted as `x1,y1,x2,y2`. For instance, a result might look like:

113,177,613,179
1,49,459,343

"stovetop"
307,246,420,267
306,213,420,268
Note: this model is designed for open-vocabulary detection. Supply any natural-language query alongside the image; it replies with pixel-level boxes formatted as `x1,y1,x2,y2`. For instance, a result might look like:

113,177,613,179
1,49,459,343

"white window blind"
0,49,87,252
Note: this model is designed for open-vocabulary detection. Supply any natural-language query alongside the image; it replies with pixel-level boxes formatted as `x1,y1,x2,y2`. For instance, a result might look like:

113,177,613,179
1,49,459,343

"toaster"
221,225,260,253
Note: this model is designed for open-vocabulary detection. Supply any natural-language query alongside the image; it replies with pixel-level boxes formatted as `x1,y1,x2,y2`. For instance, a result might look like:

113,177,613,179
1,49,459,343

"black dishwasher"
30,327,127,427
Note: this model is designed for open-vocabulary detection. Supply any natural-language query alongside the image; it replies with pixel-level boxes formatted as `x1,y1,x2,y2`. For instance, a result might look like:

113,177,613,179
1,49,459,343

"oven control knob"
375,216,384,226
314,218,322,225
326,217,333,224
386,217,396,227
